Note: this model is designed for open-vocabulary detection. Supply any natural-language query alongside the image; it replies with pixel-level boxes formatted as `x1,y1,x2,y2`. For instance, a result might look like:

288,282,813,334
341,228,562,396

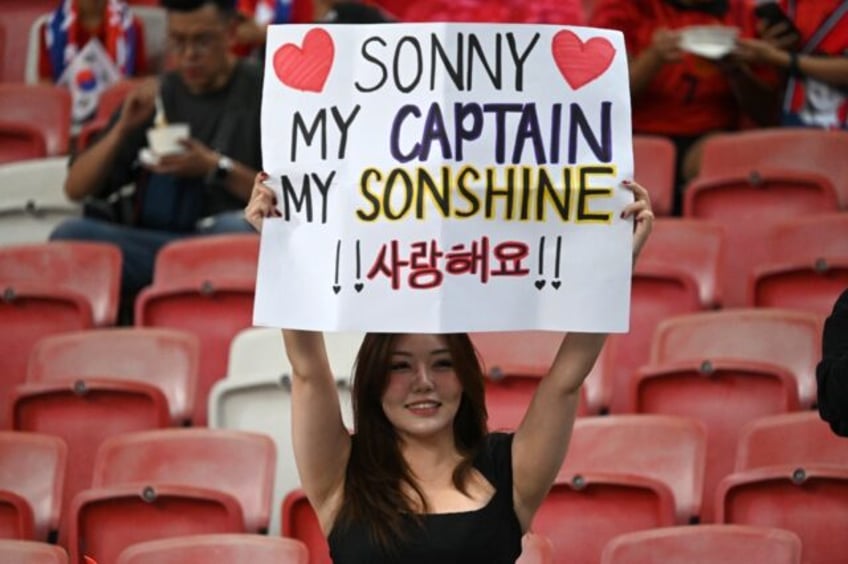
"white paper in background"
57,38,122,126
256,23,634,333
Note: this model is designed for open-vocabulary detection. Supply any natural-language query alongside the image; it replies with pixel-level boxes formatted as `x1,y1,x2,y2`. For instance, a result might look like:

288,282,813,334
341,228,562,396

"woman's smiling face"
380,334,464,442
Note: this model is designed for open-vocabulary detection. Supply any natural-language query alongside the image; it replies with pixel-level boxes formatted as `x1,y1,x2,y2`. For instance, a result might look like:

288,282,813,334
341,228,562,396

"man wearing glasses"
52,0,262,323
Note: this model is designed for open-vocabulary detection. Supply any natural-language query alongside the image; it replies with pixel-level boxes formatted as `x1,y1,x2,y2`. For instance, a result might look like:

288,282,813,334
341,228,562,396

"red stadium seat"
69,484,245,564
638,218,723,309
633,359,801,523
484,374,588,431
28,329,199,425
736,411,848,472
716,466,848,564
0,242,122,327
9,379,171,545
0,120,48,164
0,287,92,429
135,235,259,425
0,490,34,540
116,534,308,564
92,429,276,534
0,85,71,157
633,135,676,217
469,331,601,414
650,309,823,410
0,539,69,564
601,525,802,564
532,473,676,564
683,167,839,306
748,213,848,316
0,432,66,541
604,262,703,413
282,490,330,564
0,1,56,82
559,415,707,524
698,128,848,209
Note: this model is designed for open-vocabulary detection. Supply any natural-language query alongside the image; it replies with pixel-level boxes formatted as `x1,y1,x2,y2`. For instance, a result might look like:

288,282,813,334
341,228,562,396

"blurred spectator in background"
402,0,583,25
233,0,314,59
590,0,774,214
39,0,148,126
319,1,394,23
50,0,261,322
736,0,848,129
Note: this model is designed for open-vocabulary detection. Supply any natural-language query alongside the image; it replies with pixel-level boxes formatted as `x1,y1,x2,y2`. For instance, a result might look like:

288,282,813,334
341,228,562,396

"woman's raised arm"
510,180,654,532
246,174,351,532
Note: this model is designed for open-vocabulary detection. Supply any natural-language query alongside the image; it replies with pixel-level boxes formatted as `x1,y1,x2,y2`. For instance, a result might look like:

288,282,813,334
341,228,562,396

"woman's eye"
433,358,453,370
390,361,411,372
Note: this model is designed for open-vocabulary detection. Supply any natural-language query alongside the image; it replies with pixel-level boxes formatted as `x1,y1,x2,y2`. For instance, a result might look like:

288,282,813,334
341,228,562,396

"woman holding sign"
245,175,653,562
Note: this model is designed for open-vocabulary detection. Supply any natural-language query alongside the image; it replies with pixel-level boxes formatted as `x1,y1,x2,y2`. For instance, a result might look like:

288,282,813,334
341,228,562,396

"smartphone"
754,3,802,45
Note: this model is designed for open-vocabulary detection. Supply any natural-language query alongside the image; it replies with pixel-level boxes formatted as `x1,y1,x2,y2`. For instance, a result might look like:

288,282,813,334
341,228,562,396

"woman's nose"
412,364,435,390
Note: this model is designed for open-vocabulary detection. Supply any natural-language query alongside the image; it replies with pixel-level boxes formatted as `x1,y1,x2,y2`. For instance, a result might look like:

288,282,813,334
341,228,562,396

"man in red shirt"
590,0,774,213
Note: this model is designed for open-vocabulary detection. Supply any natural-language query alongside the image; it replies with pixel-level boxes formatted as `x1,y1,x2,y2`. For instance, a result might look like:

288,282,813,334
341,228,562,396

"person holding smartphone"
736,0,848,129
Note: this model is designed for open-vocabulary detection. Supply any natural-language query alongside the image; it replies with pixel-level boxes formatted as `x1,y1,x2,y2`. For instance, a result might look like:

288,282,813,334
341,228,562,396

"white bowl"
680,25,739,59
146,123,190,156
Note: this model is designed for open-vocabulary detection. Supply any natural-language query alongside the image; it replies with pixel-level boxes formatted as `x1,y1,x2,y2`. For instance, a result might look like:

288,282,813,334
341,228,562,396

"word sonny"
357,164,616,223
368,237,530,290
355,32,541,94
391,101,611,165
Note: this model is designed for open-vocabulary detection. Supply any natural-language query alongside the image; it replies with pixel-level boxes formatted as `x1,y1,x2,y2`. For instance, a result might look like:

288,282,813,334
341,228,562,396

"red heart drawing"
273,28,334,93
551,30,616,90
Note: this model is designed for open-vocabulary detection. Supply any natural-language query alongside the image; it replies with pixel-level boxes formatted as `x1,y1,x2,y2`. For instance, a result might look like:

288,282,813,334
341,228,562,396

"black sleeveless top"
328,433,523,564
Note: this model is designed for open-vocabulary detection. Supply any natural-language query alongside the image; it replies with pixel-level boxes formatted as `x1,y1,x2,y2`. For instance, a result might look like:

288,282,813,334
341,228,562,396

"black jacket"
818,288,848,437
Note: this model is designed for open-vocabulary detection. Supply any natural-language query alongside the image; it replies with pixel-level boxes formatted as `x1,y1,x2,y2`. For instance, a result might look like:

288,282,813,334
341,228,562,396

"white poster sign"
255,23,634,333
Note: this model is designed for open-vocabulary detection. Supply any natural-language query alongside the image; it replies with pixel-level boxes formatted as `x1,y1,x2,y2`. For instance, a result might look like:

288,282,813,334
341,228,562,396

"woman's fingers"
621,180,654,260
245,172,279,232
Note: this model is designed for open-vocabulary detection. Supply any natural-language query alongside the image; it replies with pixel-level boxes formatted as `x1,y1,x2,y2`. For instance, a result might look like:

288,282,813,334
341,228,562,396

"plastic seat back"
604,263,703,413
736,411,848,472
601,524,802,564
683,167,839,306
136,235,260,425
532,473,676,564
209,375,353,535
282,490,330,564
69,484,245,564
639,218,723,308
717,466,848,564
749,213,848,315
93,428,275,533
0,287,92,427
0,242,122,327
29,329,199,425
9,379,171,542
633,360,801,522
633,135,676,217
0,120,48,164
485,374,588,431
699,128,848,209
0,490,34,540
0,85,71,157
559,415,707,523
116,534,308,564
0,432,66,541
0,539,68,564
650,309,823,409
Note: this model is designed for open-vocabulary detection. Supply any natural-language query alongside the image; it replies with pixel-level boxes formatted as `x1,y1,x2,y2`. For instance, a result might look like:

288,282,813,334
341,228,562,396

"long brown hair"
336,333,488,549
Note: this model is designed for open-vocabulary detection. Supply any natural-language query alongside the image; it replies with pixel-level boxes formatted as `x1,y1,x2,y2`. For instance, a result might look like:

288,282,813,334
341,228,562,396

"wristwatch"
213,154,234,181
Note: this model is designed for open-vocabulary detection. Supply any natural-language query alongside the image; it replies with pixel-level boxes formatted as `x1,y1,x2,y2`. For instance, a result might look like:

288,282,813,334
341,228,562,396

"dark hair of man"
160,0,236,17
337,332,488,550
